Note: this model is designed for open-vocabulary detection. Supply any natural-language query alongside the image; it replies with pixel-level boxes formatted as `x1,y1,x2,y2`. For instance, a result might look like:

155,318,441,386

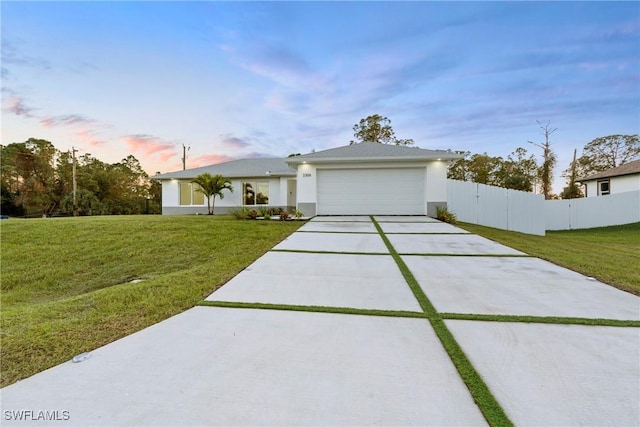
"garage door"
317,168,425,215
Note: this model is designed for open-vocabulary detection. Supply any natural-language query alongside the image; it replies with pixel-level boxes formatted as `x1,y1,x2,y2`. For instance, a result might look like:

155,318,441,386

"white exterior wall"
161,177,290,214
296,163,317,205
583,174,640,197
162,179,180,207
425,161,447,203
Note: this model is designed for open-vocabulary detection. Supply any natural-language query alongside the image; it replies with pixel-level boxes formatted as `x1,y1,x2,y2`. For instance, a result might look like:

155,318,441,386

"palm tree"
191,173,233,215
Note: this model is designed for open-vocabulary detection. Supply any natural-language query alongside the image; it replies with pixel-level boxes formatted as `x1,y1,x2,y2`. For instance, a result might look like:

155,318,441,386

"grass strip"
430,318,513,427
198,300,427,319
384,232,472,235
398,253,532,257
371,216,513,427
371,219,438,316
296,230,379,234
441,313,640,327
270,249,390,256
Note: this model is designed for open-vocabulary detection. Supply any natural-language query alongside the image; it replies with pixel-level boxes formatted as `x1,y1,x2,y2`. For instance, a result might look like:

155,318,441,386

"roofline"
152,171,296,180
285,153,463,165
576,170,640,183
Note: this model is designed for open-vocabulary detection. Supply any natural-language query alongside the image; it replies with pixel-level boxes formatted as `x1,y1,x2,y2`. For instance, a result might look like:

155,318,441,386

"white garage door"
317,168,425,215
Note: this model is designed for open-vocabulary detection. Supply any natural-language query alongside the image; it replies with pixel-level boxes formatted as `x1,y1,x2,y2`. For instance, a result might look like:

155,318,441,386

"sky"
2,1,639,192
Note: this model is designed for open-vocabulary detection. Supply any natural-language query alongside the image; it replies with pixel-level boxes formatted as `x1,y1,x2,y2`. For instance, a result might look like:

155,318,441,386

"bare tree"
560,148,583,199
529,120,557,200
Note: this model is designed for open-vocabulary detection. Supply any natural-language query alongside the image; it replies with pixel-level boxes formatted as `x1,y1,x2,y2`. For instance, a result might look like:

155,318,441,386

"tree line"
2,124,637,216
446,134,639,199
1,138,161,217
351,115,639,200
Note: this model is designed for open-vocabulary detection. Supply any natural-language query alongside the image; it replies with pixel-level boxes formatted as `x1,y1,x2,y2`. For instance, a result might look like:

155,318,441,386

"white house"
153,142,463,216
578,159,640,197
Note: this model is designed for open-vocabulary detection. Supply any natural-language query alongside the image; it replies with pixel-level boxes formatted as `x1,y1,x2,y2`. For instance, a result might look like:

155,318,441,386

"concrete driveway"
2,216,638,426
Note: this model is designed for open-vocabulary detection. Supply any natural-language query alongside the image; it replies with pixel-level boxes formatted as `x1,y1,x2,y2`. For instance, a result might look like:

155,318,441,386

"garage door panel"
317,168,425,215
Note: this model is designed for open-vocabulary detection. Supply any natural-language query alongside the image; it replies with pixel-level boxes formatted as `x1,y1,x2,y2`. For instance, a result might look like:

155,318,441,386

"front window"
598,179,610,196
179,183,205,205
243,181,269,205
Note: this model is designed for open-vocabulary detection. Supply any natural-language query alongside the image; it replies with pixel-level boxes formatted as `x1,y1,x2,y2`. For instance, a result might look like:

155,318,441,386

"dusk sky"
2,1,639,191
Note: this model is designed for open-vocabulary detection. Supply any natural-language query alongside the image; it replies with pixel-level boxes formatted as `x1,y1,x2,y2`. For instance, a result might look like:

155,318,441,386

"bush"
279,211,290,221
230,207,251,220
267,207,282,216
257,206,270,217
436,206,457,224
247,209,259,220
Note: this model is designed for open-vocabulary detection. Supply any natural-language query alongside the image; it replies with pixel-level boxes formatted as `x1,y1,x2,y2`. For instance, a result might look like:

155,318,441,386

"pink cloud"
74,129,106,147
122,134,177,162
189,153,236,168
3,96,33,117
41,114,95,128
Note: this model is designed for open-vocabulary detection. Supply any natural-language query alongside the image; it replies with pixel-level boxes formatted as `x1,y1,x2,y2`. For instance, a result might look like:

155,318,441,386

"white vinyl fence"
545,190,640,230
447,180,640,234
446,179,545,235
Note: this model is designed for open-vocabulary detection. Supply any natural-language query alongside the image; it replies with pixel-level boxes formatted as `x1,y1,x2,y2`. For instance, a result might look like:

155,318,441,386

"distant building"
577,159,640,197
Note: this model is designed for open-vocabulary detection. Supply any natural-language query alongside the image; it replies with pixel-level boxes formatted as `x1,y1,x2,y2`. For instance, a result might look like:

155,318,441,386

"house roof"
153,142,462,180
285,142,463,165
577,159,640,182
153,158,296,180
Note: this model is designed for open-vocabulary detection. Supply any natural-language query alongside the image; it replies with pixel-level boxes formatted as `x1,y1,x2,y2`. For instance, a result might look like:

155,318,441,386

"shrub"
293,209,304,219
279,211,290,221
230,207,250,220
247,209,259,220
436,206,457,224
257,206,269,217
263,212,271,220
269,207,283,216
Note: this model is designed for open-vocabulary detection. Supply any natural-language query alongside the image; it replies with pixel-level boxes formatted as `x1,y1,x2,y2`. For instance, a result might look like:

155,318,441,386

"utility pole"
72,146,78,216
181,144,190,170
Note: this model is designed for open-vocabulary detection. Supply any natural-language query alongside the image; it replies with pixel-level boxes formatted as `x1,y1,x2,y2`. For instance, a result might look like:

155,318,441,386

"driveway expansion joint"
369,216,514,427
270,248,390,256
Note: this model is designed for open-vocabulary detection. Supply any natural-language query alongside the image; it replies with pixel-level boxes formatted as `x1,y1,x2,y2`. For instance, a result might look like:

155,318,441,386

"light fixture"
72,352,92,363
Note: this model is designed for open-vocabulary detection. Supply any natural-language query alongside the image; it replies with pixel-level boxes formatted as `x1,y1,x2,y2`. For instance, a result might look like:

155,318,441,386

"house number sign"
302,173,312,177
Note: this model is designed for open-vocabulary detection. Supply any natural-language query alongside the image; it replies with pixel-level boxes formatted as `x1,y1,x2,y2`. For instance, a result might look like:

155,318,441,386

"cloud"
3,96,34,117
220,134,250,149
74,129,107,147
122,134,177,163
1,39,51,71
189,153,236,168
40,114,96,128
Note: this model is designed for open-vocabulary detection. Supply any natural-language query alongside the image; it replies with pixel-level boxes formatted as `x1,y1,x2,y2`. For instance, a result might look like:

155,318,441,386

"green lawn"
0,215,303,387
2,216,638,388
457,222,640,296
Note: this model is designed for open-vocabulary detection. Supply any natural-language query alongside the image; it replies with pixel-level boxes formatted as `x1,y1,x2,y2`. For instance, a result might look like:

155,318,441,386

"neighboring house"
154,142,463,216
577,159,640,197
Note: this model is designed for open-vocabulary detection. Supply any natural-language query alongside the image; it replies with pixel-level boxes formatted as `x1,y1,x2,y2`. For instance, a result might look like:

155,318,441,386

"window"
598,179,610,196
179,183,191,205
243,181,269,205
179,183,205,205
